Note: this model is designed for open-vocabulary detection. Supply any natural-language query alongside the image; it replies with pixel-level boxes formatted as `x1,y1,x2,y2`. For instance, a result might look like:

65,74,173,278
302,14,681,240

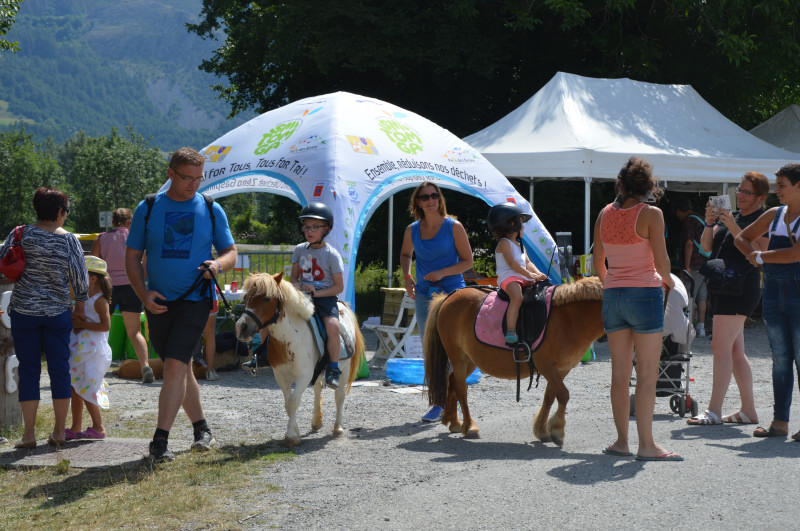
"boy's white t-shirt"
291,242,344,290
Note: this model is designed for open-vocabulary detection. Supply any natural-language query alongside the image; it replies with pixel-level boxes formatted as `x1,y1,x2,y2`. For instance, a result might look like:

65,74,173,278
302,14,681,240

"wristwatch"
755,251,763,265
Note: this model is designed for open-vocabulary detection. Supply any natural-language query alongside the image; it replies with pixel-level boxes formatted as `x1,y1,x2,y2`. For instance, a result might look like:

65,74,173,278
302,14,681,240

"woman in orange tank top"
593,157,682,461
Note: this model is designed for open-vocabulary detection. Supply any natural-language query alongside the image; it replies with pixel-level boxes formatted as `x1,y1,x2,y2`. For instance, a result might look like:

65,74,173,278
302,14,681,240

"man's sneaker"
696,324,706,338
421,405,443,423
206,369,220,381
325,366,342,390
191,429,216,451
141,365,155,384
148,438,174,462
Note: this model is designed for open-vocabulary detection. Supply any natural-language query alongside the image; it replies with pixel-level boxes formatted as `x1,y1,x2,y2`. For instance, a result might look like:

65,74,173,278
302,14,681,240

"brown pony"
425,276,604,446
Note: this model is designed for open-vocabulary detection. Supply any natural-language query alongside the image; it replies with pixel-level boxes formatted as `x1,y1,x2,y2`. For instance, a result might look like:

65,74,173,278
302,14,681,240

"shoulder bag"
0,225,26,282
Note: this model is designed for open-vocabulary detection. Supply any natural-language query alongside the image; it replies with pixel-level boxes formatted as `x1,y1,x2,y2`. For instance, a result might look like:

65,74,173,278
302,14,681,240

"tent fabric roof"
749,104,800,154
463,72,798,186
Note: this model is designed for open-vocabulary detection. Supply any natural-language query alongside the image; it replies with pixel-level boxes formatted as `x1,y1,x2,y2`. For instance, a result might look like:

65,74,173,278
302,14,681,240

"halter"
243,296,282,332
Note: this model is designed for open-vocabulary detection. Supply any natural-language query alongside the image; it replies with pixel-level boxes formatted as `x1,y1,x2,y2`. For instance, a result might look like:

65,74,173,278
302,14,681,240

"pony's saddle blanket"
308,302,356,361
475,283,556,352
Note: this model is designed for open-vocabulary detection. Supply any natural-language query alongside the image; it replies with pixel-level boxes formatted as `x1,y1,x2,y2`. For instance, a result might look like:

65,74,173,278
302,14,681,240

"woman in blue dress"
400,181,473,422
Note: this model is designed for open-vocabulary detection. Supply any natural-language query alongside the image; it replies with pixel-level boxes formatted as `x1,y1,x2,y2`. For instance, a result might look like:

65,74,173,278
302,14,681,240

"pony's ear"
274,271,285,283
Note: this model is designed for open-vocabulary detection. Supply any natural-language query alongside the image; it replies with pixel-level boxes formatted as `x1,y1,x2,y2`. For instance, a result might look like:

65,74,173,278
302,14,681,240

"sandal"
753,426,789,438
686,410,722,426
14,439,36,449
791,431,800,442
77,427,106,440
721,411,758,424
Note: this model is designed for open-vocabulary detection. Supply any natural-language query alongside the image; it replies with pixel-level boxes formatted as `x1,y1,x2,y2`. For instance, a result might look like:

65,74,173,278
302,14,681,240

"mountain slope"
0,0,251,150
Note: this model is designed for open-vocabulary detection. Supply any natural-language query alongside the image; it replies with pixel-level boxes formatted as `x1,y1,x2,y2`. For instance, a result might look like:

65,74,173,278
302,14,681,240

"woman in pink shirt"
593,157,682,461
91,208,154,383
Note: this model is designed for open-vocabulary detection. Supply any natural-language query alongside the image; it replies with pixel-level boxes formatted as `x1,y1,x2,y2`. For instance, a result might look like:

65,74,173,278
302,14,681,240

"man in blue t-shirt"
126,147,237,463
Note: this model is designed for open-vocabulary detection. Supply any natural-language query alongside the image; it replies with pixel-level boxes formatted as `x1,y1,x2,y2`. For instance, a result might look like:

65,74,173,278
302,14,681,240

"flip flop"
602,446,633,457
14,439,36,449
753,426,788,438
792,431,800,442
721,411,758,424
47,435,66,447
77,427,106,440
635,451,684,462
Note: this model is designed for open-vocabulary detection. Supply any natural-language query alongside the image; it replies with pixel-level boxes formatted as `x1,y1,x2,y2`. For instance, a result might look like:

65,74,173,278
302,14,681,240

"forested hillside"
0,0,249,150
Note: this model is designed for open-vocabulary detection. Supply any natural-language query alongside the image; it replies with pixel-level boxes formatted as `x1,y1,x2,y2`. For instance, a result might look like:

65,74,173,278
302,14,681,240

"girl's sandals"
686,410,723,426
14,439,36,449
753,425,789,438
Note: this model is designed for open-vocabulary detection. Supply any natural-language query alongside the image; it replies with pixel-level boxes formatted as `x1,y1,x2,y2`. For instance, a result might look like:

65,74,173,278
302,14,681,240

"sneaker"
191,429,216,451
325,366,342,390
695,325,706,338
148,438,174,462
242,354,269,370
206,369,220,381
421,405,443,423
141,365,155,384
504,329,519,344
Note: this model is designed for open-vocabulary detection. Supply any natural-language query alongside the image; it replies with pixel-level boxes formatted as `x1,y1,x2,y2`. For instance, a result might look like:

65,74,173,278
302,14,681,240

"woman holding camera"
687,172,768,426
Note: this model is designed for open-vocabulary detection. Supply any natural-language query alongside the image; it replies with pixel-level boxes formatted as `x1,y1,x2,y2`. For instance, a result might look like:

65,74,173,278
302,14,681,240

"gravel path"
102,320,798,530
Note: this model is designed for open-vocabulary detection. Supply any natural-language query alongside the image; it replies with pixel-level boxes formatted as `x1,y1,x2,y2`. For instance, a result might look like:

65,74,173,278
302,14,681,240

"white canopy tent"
464,72,800,253
160,92,561,306
750,104,800,154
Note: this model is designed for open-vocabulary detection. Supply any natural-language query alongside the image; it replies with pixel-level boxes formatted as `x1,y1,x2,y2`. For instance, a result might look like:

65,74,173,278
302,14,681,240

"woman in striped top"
1,187,89,448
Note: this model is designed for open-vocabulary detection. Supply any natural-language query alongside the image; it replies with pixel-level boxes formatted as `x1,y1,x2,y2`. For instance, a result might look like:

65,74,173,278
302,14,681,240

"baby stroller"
630,270,698,418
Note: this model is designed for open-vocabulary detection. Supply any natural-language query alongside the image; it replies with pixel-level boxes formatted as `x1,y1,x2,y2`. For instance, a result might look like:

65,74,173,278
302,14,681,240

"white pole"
584,178,591,254
388,195,394,287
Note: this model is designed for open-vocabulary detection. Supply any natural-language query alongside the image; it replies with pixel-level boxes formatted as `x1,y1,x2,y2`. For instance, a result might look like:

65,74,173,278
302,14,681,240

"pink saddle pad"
475,291,512,351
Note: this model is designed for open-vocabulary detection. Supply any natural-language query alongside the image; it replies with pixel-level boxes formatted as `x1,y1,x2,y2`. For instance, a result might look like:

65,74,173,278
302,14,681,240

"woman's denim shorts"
602,286,664,334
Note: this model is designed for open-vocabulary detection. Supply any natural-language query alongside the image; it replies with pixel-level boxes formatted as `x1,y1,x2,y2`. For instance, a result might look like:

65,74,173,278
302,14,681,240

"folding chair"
364,292,418,365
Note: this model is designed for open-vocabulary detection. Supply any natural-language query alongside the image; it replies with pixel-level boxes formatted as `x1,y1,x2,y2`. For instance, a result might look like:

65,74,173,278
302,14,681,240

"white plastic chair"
364,292,418,364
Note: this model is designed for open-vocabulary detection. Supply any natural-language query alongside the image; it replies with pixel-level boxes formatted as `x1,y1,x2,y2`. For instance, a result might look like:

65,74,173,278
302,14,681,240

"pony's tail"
344,305,365,393
424,293,449,407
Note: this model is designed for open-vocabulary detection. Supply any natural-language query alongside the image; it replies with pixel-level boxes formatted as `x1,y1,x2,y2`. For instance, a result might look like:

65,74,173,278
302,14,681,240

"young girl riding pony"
488,202,548,345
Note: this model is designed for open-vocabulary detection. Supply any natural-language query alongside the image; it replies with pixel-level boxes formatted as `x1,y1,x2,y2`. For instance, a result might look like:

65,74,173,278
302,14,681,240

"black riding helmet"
487,202,531,235
298,202,334,244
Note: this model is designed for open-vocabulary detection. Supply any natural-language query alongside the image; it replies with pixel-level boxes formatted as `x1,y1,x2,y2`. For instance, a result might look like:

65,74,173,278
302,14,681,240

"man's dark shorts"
146,299,212,363
313,295,340,318
111,284,144,313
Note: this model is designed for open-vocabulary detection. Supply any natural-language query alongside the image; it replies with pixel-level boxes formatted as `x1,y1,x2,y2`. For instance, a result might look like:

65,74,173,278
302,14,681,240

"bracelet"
704,222,715,228
214,259,223,272
405,274,413,281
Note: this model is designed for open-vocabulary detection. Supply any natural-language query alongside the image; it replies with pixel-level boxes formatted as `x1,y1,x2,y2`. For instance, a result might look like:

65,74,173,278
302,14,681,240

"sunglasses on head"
418,192,440,202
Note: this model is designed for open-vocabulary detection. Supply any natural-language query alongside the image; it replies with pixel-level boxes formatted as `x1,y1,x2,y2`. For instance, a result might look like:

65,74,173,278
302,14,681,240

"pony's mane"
552,276,604,306
242,273,314,320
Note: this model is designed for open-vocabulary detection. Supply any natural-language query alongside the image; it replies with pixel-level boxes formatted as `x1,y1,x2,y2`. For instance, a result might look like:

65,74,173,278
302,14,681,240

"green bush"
353,262,388,324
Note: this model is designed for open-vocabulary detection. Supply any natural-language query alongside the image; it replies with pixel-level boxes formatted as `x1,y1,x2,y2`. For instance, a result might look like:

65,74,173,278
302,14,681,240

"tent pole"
388,195,394,287
529,179,534,207
584,178,591,254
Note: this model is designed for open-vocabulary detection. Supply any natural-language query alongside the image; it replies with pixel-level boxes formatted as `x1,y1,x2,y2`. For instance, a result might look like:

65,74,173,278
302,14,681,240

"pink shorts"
500,276,536,292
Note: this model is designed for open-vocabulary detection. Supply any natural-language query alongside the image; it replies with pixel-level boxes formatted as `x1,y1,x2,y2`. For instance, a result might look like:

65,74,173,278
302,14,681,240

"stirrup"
511,342,531,363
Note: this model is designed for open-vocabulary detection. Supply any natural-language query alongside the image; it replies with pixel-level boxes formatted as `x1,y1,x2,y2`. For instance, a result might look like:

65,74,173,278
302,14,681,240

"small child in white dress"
66,255,113,440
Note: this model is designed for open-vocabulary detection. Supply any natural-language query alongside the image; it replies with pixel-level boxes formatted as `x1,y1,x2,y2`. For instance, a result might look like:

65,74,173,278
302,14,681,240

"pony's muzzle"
235,316,255,343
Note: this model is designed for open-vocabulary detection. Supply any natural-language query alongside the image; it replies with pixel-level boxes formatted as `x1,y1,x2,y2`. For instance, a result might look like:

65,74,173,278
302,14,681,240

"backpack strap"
143,193,215,236
688,214,712,258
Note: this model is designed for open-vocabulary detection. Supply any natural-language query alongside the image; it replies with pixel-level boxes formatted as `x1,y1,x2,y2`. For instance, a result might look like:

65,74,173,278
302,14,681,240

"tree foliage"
190,0,800,134
64,127,167,232
0,128,63,234
0,0,21,52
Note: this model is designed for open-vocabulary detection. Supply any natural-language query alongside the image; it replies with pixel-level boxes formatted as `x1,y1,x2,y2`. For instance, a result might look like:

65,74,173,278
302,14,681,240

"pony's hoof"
464,428,481,439
284,436,300,446
538,433,552,443
332,426,344,437
448,423,462,433
551,435,564,447
311,422,323,432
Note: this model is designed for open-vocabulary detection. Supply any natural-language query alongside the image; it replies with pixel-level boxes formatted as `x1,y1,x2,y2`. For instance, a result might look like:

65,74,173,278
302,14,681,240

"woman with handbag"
735,163,800,440
0,187,89,448
687,172,768,426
